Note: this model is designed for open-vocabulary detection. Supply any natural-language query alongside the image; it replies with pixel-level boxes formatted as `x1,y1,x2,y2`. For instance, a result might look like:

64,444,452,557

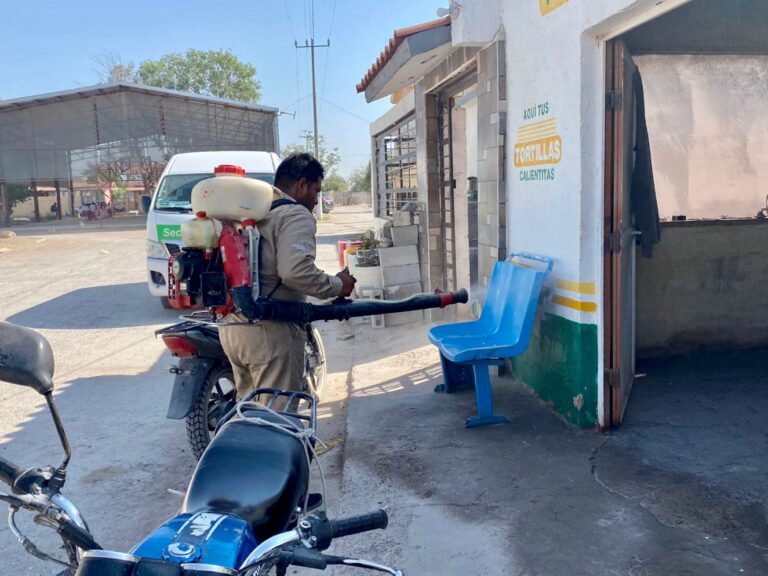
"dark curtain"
631,69,661,257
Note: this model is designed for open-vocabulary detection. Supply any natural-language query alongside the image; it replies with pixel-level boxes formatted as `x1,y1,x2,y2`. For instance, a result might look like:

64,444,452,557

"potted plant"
349,229,382,291
354,229,380,267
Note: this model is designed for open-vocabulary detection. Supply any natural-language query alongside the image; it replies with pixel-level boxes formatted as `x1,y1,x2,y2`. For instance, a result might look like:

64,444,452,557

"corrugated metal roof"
0,83,278,114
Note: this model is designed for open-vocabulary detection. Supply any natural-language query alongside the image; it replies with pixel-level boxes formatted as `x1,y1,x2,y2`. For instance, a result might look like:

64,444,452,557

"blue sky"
0,0,444,176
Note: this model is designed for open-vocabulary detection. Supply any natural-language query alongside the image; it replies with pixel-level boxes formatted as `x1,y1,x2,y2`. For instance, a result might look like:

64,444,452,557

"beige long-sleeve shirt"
257,187,343,302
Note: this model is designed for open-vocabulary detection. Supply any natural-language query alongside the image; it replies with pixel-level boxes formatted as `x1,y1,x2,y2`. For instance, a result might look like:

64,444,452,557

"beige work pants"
219,314,306,411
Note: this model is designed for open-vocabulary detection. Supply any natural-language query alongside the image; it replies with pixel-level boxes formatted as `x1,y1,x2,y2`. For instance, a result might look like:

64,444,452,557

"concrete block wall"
378,244,423,326
391,224,418,247
384,282,424,326
636,219,768,357
476,41,507,291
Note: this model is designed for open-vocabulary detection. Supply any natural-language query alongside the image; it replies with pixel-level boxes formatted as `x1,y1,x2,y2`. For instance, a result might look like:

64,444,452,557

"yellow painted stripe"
508,259,536,269
518,125,558,137
517,131,558,143
517,119,557,135
556,279,597,295
517,120,557,134
518,124,556,135
541,0,569,16
552,295,598,313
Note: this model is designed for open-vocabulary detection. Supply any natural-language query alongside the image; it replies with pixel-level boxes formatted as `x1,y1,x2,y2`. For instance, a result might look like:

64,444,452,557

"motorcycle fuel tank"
131,511,258,570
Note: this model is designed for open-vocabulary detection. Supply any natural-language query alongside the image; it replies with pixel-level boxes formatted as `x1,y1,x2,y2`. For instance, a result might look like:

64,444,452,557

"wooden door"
603,38,637,427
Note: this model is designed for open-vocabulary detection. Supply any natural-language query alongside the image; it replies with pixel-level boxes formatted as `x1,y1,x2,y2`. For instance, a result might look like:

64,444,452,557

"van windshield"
153,173,275,212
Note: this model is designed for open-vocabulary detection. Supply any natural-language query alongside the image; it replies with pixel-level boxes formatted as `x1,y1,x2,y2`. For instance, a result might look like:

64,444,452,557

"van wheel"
186,363,236,460
160,297,173,309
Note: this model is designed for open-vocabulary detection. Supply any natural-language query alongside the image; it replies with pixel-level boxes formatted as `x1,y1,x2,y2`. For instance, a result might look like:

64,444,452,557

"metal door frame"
603,39,625,427
604,38,640,427
436,72,478,292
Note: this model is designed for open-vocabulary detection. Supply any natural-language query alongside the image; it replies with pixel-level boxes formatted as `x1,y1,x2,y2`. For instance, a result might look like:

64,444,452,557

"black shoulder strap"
270,198,298,211
270,198,313,213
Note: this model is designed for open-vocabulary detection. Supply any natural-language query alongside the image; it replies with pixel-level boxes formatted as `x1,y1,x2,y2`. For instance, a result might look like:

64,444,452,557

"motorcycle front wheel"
185,361,236,460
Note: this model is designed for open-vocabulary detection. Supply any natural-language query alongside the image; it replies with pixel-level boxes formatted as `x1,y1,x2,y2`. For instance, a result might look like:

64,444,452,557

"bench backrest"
479,258,551,348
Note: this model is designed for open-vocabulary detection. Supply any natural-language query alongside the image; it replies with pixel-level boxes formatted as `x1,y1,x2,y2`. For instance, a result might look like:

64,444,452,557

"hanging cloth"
630,68,661,258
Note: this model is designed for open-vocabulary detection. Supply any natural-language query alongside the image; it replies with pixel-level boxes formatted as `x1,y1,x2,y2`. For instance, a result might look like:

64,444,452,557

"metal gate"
438,94,457,291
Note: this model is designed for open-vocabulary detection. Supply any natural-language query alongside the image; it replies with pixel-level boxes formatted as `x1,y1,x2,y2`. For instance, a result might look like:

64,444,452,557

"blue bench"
428,253,553,427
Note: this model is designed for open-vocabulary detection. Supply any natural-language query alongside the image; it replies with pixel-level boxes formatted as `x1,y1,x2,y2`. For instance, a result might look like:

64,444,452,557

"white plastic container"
191,164,274,223
180,213,223,249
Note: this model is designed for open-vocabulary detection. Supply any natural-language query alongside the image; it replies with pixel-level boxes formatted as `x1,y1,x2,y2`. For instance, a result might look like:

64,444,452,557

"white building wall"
452,0,694,427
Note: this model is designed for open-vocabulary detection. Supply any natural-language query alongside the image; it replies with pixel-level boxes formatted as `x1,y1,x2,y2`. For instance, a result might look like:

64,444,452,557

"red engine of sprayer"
166,220,253,314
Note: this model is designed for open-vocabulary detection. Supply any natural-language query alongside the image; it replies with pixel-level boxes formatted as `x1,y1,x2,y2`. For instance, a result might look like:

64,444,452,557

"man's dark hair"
275,153,325,189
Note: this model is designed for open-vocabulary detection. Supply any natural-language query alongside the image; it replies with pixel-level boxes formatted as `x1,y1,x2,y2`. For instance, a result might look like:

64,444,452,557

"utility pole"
301,130,313,152
296,37,330,220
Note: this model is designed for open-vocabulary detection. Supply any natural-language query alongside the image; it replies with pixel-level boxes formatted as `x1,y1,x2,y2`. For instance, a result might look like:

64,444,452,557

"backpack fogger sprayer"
167,164,468,324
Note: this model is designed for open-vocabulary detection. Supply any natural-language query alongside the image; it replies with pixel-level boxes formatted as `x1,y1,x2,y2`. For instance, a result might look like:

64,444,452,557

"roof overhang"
357,18,452,103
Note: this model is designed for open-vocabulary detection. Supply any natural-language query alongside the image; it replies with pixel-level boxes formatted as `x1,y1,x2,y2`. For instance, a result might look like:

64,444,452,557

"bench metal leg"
466,363,510,428
434,353,474,393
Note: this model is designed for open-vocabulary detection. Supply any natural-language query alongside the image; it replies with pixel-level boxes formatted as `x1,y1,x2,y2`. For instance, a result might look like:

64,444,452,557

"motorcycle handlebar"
0,457,23,488
56,517,101,551
329,510,389,540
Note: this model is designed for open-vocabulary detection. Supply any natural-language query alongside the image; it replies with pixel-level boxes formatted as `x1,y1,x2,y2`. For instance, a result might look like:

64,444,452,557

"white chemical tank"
180,213,223,249
191,164,274,223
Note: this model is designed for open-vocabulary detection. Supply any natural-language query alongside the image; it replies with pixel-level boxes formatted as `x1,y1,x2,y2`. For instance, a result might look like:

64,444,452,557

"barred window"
375,116,417,216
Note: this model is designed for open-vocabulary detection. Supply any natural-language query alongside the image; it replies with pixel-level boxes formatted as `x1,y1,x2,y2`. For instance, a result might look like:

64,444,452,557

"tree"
282,135,341,176
323,174,348,194
348,162,372,193
0,184,34,216
93,52,135,83
134,49,261,102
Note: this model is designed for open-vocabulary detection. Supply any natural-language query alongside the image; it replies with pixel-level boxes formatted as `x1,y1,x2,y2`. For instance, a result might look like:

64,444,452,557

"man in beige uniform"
220,153,356,403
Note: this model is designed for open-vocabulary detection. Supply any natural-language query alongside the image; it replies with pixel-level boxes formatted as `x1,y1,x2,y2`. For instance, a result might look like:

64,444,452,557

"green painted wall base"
510,313,598,428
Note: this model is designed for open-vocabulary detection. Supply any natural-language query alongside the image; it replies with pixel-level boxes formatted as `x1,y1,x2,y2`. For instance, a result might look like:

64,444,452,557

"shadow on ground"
0,354,191,571
7,283,181,329
2,215,147,237
338,326,768,575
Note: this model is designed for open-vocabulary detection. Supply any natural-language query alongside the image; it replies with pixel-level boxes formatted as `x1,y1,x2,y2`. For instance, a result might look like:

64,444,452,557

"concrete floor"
330,329,768,575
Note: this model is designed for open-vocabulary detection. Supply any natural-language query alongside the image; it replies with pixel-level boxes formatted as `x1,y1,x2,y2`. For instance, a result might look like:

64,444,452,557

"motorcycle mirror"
141,195,152,214
0,322,55,395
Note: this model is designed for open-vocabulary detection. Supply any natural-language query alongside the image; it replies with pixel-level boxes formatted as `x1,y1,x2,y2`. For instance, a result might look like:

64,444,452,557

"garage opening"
604,0,768,427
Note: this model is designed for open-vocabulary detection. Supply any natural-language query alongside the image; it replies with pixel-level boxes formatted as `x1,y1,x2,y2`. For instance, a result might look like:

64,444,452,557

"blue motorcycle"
0,322,399,576
0,290,467,575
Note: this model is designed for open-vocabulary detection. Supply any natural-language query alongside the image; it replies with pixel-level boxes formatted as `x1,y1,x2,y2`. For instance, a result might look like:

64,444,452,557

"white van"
145,151,281,306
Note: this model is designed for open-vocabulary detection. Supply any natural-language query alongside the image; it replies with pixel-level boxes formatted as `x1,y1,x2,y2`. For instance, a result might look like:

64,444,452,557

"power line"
283,0,297,42
320,0,338,115
319,97,372,123
311,0,316,40
327,0,338,39
279,92,314,110
284,0,302,127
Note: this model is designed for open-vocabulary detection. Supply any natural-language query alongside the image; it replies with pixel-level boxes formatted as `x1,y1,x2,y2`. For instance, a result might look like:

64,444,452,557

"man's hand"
337,267,357,298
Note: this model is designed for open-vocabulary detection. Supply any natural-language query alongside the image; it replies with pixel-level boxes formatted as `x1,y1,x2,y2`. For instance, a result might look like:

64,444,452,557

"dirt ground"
0,206,373,574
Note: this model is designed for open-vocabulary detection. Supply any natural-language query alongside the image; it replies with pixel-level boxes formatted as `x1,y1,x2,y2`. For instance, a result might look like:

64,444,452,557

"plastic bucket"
337,241,348,268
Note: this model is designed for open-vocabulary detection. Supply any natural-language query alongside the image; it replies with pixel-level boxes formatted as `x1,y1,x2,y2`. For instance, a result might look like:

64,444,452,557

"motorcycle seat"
181,408,310,540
